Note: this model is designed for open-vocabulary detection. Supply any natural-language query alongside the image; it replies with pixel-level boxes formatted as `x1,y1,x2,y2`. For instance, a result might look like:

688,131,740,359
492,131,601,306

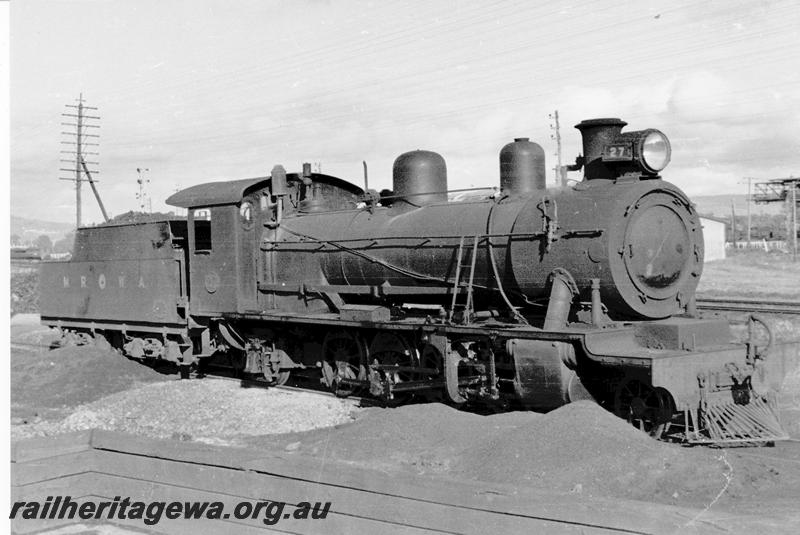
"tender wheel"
614,379,674,438
322,331,366,397
75,331,93,346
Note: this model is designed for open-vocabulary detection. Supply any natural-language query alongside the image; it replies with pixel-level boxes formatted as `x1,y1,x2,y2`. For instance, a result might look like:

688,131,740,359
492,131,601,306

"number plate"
602,143,633,161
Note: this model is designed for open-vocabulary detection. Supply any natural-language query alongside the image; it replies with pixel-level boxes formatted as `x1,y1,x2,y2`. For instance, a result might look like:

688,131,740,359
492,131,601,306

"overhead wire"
97,0,687,123
95,0,792,118
95,0,542,103
26,0,798,195
106,45,800,156
101,17,800,147
95,0,684,118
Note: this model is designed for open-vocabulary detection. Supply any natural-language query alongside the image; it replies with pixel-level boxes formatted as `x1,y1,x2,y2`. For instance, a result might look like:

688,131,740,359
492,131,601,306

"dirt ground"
698,249,800,300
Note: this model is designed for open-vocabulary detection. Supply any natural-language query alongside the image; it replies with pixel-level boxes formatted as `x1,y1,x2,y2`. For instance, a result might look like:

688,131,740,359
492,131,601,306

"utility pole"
730,201,738,248
549,110,566,187
743,177,753,246
136,168,151,212
793,180,798,262
173,185,185,217
59,93,101,227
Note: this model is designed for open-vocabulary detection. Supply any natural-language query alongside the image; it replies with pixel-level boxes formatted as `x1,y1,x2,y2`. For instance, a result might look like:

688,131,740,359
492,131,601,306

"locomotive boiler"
39,118,788,444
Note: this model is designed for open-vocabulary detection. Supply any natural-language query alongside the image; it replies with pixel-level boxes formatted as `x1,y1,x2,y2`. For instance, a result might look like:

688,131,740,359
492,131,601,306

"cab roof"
166,177,268,208
166,173,364,208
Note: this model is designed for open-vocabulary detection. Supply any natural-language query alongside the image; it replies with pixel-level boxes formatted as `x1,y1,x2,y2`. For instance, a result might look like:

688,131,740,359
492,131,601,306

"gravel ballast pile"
11,321,361,443
457,402,741,503
13,379,361,444
10,271,39,315
244,400,786,513
245,403,529,474
11,330,172,421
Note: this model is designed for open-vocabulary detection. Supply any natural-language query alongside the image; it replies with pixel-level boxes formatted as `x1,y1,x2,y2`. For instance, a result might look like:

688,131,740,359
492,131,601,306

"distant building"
700,216,726,262
10,246,42,261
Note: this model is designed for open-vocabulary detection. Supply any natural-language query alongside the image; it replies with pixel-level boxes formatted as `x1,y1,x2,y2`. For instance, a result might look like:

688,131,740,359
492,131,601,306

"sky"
9,0,800,225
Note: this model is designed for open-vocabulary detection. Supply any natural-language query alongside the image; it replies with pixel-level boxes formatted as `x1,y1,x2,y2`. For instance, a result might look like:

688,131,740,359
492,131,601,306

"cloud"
659,70,800,190
665,71,730,123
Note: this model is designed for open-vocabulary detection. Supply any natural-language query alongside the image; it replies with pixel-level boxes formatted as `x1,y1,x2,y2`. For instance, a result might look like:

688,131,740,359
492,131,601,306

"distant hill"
692,194,786,218
10,215,75,245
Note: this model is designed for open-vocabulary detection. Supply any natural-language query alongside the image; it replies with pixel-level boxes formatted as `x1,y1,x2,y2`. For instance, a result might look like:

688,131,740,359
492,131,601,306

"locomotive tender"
40,118,787,443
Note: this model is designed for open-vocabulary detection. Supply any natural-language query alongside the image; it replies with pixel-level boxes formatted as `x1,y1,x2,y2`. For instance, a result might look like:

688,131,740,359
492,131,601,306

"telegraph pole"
136,168,151,212
744,177,753,246
549,110,566,187
793,180,798,262
59,93,101,227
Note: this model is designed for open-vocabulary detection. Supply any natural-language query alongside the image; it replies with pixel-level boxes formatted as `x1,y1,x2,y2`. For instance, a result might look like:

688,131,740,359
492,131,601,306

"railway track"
205,370,380,406
696,297,800,315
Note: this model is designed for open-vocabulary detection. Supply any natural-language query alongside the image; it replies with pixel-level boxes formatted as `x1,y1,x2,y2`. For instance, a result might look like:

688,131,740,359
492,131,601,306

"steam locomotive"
39,118,788,444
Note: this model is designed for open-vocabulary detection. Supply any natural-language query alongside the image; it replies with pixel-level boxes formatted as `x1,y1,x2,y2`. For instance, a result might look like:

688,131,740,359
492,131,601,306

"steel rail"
696,297,800,315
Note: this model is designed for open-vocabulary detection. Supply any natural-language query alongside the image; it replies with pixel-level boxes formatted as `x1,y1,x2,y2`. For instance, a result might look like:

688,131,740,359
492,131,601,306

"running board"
685,394,789,444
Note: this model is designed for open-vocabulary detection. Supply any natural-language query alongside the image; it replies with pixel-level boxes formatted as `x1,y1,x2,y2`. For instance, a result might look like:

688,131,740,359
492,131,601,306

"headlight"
601,128,672,176
640,130,671,173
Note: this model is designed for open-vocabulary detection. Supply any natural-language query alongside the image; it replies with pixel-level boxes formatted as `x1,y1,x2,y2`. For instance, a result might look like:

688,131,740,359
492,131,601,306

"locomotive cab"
165,171,364,316
167,177,270,316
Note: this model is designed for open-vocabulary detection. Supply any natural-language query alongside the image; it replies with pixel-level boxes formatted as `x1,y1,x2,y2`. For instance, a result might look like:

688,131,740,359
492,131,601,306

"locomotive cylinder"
575,118,627,180
392,150,448,206
499,137,546,195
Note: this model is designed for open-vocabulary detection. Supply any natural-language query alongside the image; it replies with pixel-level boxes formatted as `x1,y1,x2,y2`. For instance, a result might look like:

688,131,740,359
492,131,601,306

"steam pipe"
591,278,603,326
543,268,578,330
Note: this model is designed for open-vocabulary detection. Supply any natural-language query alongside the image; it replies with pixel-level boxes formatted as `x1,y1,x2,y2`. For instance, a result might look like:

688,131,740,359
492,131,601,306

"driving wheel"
614,379,674,439
322,331,366,397
368,332,418,405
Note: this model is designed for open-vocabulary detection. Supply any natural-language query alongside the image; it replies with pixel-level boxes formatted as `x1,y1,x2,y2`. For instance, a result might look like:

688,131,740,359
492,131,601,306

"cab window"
193,209,211,252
